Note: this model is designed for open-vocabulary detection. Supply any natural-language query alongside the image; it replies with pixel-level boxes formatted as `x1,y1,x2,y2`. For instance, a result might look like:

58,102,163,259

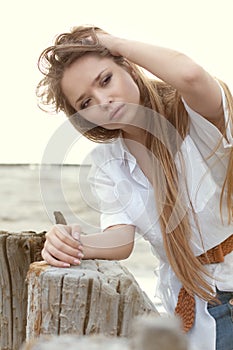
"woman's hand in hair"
41,224,84,267
96,32,123,56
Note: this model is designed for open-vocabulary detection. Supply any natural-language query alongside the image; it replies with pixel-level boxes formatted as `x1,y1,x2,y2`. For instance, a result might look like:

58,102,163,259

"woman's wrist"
113,37,130,57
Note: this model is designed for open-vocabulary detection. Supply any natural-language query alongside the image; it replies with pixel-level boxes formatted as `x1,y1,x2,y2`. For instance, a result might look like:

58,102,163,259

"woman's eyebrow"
75,68,108,106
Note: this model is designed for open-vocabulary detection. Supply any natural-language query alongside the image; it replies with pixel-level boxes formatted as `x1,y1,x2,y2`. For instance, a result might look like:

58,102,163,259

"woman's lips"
109,104,125,120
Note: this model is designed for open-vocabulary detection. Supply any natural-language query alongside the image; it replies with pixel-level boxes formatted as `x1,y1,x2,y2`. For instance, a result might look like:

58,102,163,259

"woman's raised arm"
97,33,224,131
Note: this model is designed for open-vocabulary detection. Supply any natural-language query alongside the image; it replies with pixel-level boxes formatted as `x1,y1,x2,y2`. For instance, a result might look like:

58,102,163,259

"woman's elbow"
116,241,134,260
182,61,206,88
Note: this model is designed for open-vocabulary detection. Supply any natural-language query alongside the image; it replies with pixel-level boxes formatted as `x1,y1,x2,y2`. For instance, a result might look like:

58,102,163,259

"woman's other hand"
41,224,84,267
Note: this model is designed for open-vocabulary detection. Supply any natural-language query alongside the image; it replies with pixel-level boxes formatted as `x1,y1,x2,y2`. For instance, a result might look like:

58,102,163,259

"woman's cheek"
79,108,104,126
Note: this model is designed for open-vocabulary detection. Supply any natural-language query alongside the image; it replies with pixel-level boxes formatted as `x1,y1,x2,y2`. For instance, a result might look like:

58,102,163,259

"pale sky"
1,0,233,164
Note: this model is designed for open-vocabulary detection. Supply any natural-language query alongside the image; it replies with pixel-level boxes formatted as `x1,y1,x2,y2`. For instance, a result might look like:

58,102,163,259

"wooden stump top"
26,260,158,342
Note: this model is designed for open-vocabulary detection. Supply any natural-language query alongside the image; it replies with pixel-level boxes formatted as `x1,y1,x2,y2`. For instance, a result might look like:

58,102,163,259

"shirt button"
229,298,233,306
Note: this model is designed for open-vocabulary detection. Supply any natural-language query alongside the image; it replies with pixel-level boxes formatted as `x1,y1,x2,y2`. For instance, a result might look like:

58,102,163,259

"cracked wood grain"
26,260,158,343
0,231,45,350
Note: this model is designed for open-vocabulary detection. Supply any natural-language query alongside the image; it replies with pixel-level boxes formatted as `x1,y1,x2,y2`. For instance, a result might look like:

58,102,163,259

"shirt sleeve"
182,83,233,153
87,153,134,231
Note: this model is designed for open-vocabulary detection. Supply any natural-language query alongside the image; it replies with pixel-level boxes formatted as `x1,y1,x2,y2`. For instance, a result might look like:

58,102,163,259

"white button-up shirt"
88,84,233,350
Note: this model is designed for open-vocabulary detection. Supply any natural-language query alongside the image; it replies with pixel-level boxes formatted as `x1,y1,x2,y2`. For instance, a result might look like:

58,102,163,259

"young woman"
37,25,233,350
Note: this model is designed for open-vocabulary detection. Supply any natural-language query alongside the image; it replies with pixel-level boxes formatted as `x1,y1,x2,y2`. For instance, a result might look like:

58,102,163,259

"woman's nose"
95,92,113,107
99,100,113,110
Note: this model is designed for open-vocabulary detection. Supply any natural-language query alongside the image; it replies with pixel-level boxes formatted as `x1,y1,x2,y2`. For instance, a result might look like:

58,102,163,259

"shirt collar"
115,136,138,173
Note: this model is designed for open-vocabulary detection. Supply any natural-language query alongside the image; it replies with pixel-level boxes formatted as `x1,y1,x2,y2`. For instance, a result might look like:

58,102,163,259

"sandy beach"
0,164,163,311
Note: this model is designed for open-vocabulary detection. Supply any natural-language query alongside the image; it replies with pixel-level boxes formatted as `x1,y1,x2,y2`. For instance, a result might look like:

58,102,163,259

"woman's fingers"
52,224,79,246
71,225,83,245
41,247,71,268
44,233,81,259
42,224,84,267
96,33,121,56
42,241,82,266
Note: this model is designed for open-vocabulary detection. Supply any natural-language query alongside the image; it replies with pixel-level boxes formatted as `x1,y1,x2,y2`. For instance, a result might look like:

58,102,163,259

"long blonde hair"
37,25,233,301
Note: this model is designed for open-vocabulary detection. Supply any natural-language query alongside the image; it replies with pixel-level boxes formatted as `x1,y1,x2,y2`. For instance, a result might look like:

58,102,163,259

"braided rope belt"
175,234,233,332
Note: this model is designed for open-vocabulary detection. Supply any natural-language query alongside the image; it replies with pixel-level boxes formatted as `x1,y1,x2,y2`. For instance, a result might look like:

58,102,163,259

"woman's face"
61,54,141,130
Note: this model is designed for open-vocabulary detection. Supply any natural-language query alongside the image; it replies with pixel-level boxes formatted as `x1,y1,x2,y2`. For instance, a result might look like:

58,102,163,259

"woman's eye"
81,99,91,109
101,74,112,86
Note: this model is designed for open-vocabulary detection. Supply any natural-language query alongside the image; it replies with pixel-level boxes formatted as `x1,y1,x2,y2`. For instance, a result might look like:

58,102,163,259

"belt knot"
175,234,233,332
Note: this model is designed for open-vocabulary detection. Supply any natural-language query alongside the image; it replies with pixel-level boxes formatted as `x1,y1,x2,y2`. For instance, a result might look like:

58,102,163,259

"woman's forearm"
113,37,205,92
81,225,135,260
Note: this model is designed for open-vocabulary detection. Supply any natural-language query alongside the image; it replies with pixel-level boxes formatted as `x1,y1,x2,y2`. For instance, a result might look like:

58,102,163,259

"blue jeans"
207,289,233,350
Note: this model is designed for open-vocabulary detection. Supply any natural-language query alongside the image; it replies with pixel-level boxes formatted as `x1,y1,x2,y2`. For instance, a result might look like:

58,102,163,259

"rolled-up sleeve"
88,156,133,231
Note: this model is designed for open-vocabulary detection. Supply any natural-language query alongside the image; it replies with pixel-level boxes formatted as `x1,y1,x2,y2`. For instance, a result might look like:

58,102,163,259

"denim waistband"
207,289,233,308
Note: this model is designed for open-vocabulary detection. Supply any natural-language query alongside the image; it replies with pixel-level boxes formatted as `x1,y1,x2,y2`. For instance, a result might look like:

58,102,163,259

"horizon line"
0,163,90,167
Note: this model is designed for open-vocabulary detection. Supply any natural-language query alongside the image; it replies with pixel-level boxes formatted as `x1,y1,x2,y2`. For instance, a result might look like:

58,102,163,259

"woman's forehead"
62,55,120,89
69,54,115,71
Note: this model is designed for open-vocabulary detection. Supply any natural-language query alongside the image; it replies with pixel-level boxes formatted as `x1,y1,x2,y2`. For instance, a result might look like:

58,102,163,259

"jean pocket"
228,298,233,322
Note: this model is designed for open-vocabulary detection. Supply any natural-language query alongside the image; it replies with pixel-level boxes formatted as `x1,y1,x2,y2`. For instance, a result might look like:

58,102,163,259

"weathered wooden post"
1,214,161,350
26,260,158,342
0,230,45,350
